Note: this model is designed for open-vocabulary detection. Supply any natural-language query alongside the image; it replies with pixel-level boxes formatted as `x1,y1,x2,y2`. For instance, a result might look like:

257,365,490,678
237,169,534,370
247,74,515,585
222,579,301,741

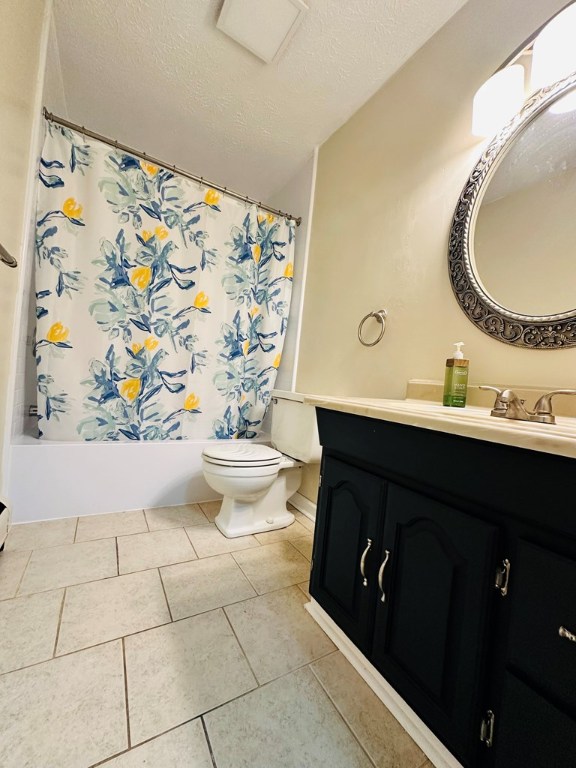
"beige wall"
297,0,571,414
0,0,47,492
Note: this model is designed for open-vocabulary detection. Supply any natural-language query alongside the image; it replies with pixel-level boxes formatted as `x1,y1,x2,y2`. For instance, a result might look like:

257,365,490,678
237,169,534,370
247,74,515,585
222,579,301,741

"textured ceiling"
52,0,468,200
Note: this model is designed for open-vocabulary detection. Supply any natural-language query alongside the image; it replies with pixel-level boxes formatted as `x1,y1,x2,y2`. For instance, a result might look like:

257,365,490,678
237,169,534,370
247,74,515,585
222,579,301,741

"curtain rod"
42,108,301,227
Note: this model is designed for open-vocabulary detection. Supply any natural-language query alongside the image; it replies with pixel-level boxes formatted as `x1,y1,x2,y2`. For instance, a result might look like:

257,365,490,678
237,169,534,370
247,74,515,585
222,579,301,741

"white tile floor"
0,501,432,768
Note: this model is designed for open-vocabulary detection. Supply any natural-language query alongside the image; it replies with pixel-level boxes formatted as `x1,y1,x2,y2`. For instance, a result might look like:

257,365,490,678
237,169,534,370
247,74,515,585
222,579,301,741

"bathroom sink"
303,394,576,460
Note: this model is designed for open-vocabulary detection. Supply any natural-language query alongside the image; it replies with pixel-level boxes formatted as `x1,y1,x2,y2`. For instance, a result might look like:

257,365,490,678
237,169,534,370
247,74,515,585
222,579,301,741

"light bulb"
532,3,576,92
472,65,525,138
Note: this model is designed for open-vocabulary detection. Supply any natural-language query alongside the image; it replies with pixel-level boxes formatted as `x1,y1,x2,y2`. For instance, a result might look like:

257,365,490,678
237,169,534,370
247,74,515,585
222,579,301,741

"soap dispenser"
443,342,469,407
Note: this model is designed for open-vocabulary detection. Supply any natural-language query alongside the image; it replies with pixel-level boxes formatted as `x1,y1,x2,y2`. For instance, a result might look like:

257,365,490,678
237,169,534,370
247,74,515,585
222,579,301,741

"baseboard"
305,600,464,768
289,491,316,521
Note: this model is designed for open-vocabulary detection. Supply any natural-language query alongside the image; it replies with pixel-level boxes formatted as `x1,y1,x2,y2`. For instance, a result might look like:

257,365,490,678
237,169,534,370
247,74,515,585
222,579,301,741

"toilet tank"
270,390,321,463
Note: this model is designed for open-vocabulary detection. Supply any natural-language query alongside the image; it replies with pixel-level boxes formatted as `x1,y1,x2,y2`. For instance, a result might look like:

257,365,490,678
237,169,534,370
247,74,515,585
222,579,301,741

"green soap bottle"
443,342,469,407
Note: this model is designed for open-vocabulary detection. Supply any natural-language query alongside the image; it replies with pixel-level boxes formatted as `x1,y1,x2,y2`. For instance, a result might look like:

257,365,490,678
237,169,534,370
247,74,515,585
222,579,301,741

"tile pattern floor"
0,501,431,768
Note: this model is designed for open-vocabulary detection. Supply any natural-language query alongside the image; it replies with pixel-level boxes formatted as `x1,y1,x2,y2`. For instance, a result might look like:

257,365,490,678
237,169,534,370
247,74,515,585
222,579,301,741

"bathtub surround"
35,123,295,441
9,438,227,522
0,1,49,496
269,151,318,392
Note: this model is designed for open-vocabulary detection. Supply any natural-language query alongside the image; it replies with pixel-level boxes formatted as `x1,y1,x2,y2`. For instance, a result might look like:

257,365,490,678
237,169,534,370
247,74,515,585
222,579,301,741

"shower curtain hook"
81,125,86,141
199,176,204,190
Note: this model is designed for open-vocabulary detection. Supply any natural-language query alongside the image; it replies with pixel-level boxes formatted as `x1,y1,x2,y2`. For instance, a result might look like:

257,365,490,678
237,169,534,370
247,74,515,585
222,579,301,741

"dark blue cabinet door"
371,483,499,767
310,456,386,653
494,673,576,768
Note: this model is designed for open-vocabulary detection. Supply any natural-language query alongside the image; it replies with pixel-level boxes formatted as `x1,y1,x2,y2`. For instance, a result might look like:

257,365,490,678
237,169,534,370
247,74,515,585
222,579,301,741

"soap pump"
443,342,469,408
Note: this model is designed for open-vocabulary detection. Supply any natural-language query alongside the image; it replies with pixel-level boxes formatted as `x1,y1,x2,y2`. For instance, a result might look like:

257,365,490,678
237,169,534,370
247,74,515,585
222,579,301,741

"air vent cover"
217,0,309,64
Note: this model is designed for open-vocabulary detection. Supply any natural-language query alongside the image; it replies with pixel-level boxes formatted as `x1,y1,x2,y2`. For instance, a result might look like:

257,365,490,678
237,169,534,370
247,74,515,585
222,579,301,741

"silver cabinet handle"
480,710,495,748
559,626,576,643
377,549,391,602
360,538,372,587
494,558,511,596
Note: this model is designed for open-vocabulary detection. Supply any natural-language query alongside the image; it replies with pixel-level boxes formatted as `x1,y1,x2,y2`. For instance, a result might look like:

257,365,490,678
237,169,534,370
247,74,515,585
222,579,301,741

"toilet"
202,391,321,537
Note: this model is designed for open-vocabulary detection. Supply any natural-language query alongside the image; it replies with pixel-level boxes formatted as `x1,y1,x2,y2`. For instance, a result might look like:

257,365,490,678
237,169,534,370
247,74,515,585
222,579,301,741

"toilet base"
203,459,302,538
215,499,295,538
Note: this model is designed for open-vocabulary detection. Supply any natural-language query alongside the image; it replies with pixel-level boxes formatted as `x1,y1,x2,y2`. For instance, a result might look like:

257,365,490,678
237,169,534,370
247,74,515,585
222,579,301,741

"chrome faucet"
479,386,576,425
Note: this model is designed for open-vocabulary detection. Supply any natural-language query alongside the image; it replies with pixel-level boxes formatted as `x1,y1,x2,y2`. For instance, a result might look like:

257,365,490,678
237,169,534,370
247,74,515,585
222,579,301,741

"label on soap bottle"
443,361,469,407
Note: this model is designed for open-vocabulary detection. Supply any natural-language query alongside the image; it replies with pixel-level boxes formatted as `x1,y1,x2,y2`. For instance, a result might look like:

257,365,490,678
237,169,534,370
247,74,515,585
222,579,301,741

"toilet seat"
202,443,283,468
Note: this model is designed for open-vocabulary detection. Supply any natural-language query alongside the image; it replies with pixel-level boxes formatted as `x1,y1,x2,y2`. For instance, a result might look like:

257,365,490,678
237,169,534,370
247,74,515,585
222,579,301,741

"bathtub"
8,435,268,523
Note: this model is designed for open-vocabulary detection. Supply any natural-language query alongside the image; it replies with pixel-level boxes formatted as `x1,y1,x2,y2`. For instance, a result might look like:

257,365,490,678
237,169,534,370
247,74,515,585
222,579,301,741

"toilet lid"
202,443,283,467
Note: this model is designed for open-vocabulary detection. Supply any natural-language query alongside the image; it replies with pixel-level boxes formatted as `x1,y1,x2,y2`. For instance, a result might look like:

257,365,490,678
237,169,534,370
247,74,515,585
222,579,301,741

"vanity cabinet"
312,460,499,766
309,407,576,768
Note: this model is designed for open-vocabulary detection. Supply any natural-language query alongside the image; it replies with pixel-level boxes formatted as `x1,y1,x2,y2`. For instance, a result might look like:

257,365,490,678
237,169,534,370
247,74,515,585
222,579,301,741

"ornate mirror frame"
448,71,576,348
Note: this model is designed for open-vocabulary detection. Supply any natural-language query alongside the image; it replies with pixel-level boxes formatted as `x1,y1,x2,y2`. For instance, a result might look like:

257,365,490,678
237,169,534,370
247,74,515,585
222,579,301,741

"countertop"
304,394,576,460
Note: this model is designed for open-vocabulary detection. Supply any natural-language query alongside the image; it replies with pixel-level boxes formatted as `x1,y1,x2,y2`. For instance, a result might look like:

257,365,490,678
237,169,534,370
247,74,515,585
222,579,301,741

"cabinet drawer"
507,540,576,712
495,672,576,768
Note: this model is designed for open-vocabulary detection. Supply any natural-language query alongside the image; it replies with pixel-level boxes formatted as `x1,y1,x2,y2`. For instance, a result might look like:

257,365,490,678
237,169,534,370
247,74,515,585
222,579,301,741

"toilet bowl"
202,391,321,538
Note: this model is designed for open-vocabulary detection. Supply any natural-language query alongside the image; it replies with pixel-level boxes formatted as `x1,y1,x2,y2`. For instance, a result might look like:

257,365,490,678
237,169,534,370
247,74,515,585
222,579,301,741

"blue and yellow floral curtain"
35,123,295,441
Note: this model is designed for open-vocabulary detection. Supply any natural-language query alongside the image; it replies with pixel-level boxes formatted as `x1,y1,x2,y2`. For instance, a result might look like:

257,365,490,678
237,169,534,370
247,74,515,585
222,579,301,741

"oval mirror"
449,72,576,348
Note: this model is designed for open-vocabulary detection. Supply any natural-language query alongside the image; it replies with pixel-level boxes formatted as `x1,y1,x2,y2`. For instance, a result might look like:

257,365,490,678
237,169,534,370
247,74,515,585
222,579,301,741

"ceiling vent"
217,0,309,64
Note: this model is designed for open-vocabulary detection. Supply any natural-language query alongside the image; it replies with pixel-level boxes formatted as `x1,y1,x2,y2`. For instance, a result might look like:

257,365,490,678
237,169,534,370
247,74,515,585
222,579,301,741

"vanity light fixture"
472,65,525,138
472,1,576,136
531,2,576,113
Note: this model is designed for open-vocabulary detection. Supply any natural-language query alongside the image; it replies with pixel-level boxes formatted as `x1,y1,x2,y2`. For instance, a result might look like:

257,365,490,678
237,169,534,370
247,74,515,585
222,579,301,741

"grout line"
157,567,174,622
0,618,176,678
13,549,33,597
52,587,67,657
253,646,338,689
221,608,260,687
183,526,199,559
201,717,218,768
121,637,131,750
73,516,80,543
88,715,217,768
195,652,344,723
16,570,123,600
115,537,119,575
119,552,199,578
229,552,260,594
142,509,150,532
308,663,378,768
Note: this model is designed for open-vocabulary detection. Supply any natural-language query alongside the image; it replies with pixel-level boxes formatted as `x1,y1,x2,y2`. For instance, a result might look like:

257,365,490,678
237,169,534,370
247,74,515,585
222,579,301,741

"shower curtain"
35,122,295,441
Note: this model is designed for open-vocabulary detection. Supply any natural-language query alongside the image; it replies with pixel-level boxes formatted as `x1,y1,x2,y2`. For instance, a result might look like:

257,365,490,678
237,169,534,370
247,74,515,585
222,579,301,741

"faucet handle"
479,385,508,416
533,389,576,424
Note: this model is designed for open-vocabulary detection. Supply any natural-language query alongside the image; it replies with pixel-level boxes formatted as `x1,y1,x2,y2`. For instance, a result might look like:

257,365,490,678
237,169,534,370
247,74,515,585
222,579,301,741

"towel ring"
358,309,387,347
0,242,17,268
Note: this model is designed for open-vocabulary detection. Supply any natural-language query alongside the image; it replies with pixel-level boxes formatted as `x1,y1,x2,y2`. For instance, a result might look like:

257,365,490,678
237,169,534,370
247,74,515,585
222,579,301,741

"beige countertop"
304,394,576,460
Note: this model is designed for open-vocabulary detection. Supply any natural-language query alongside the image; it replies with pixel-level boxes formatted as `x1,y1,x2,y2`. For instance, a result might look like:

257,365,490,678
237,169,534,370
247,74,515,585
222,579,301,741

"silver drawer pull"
378,549,391,603
360,538,372,587
559,626,576,643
